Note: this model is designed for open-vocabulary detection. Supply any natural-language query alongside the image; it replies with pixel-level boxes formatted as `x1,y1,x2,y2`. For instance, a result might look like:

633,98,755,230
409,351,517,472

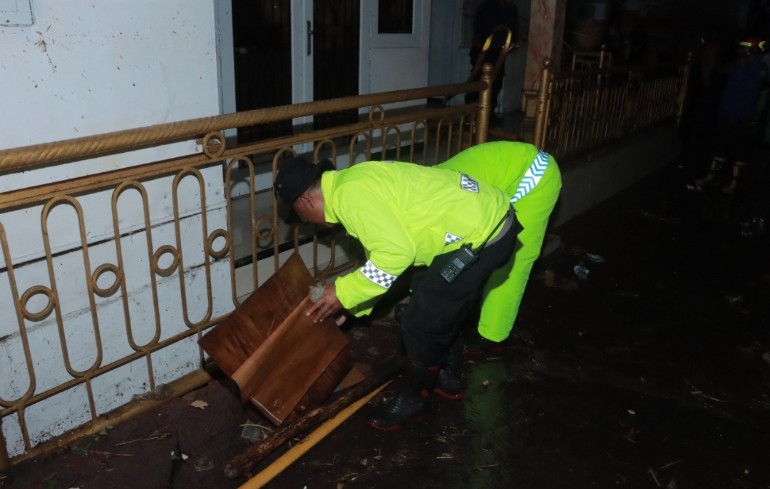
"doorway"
311,0,360,130
231,0,360,144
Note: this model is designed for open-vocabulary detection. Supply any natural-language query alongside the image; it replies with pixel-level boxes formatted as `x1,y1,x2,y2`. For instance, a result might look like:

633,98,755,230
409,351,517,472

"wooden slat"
199,252,352,425
234,295,349,424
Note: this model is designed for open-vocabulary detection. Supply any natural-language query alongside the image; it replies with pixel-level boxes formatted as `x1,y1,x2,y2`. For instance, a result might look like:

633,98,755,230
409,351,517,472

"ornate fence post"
533,58,553,149
475,63,493,145
598,44,610,68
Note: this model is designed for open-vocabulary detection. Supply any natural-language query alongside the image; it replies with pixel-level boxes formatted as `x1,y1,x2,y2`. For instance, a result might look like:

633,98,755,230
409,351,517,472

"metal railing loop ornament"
92,263,121,298
207,229,230,260
152,245,180,277
201,131,227,159
20,285,55,322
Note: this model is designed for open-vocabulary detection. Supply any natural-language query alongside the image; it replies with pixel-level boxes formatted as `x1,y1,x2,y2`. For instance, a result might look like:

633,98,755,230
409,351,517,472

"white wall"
0,1,221,147
427,0,463,88
0,0,227,457
0,0,223,191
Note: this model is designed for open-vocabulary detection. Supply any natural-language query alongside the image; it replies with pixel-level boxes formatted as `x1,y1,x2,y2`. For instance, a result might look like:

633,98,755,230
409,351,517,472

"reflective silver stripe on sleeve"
360,260,398,288
511,149,549,203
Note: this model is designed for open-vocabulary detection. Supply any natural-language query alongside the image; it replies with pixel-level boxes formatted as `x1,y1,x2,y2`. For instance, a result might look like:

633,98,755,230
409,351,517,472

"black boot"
434,366,464,399
367,363,436,431
367,392,428,431
433,337,464,399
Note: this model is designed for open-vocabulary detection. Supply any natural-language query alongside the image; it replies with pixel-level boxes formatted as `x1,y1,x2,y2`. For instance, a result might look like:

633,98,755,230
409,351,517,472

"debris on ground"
573,264,590,280
724,294,750,315
585,252,605,263
170,450,189,461
240,420,268,442
114,429,171,447
648,467,662,487
193,456,214,472
131,383,174,401
190,400,208,410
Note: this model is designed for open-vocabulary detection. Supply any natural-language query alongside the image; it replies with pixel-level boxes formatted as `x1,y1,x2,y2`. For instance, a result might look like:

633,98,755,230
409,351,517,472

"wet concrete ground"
3,163,769,489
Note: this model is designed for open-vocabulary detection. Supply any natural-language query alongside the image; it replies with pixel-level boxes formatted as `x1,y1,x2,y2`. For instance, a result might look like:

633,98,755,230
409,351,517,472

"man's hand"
305,283,343,323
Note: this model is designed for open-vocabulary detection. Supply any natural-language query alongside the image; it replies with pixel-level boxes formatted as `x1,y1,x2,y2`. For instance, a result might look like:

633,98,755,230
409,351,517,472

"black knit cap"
274,157,334,206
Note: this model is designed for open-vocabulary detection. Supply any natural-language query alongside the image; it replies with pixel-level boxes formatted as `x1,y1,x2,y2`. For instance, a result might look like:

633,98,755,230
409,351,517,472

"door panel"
232,0,293,143
312,0,360,130
231,0,359,144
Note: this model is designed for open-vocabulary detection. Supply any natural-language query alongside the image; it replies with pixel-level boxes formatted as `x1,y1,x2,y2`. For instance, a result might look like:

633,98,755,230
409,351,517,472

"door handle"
306,20,314,56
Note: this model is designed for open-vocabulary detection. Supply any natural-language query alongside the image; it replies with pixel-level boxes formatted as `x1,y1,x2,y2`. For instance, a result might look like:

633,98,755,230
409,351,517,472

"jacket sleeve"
334,205,416,317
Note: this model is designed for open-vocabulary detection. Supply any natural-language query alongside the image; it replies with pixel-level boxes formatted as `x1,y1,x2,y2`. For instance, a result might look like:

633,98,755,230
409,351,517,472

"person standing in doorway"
465,0,520,123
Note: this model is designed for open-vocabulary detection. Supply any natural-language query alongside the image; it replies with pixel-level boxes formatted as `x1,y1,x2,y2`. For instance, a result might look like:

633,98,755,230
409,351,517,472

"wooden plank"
232,296,349,424
199,252,352,425
199,253,313,375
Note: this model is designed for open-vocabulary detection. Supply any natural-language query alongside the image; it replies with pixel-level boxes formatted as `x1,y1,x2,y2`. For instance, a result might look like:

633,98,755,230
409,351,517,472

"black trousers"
464,46,506,107
400,211,519,368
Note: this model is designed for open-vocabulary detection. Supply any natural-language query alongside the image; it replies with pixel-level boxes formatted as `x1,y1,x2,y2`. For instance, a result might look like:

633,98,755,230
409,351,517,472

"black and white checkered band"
445,232,462,244
360,260,397,288
460,173,479,193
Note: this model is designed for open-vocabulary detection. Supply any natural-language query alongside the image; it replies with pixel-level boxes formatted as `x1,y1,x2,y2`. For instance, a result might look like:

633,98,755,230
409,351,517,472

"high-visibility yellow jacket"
439,141,547,198
321,161,509,316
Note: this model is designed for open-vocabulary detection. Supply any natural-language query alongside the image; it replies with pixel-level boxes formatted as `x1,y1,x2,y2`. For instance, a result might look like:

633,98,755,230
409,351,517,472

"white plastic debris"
240,419,264,442
586,252,606,263
309,284,325,303
170,450,189,461
574,265,590,280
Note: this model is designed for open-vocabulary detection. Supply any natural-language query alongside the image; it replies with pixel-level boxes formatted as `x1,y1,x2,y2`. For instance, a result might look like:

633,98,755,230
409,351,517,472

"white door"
291,0,314,112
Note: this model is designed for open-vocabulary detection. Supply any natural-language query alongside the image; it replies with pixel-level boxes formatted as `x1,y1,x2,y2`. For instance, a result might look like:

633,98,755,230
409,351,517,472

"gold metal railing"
531,56,690,160
0,70,496,468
